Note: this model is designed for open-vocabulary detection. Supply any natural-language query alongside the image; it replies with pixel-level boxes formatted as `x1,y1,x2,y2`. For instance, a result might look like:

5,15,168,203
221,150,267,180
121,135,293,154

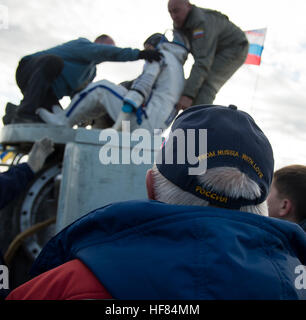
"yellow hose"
4,216,56,266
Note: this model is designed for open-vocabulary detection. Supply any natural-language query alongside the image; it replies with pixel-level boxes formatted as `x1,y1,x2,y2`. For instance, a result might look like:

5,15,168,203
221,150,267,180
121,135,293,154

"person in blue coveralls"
4,34,162,124
6,105,306,300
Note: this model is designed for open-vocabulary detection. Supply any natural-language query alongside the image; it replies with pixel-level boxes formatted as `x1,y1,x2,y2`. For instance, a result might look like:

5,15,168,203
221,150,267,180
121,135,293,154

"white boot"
37,108,69,127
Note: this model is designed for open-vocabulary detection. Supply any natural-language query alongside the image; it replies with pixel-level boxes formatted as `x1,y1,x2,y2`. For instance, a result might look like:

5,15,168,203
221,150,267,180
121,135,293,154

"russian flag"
244,28,267,66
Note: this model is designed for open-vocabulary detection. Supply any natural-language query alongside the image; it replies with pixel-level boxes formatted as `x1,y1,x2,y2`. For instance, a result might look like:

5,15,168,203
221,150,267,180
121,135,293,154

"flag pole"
244,27,267,115
250,65,261,115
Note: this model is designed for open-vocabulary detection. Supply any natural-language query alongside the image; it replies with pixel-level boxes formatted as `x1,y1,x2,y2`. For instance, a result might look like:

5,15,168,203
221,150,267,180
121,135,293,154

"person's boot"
2,102,18,125
36,108,69,126
11,109,44,124
5,102,18,113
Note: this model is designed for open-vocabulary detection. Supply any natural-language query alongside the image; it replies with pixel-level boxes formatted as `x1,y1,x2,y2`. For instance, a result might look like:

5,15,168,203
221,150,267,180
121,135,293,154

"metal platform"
0,124,157,237
0,123,76,146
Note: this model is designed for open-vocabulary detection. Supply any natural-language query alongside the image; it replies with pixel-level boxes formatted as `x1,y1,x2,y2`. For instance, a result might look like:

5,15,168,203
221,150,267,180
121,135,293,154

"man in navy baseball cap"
155,104,274,210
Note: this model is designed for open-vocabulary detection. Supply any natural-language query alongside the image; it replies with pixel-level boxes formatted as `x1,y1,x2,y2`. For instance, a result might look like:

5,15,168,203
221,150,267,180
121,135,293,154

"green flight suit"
176,5,249,104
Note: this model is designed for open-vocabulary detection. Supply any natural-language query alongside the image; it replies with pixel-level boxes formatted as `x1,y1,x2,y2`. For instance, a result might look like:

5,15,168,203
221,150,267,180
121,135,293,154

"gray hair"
151,164,268,216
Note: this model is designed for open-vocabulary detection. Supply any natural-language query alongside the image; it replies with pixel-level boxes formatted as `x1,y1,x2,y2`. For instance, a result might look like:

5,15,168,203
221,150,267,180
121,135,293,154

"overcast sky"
0,0,305,170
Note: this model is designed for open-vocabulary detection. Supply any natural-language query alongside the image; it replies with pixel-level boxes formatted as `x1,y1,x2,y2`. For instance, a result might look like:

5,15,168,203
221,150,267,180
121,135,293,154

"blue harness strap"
135,106,148,125
66,85,125,117
134,87,153,125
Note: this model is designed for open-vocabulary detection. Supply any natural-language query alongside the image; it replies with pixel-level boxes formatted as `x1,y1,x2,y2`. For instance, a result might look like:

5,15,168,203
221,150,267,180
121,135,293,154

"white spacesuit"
37,32,189,133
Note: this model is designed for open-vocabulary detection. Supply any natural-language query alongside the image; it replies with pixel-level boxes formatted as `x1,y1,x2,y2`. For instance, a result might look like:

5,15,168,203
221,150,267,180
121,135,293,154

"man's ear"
278,198,293,218
146,169,155,200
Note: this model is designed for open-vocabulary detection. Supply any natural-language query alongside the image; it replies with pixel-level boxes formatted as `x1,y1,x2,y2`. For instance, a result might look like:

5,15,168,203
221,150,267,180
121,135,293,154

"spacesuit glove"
138,49,163,62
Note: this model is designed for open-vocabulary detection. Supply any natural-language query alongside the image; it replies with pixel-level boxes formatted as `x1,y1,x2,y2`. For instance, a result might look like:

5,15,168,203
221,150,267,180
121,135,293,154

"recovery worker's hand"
138,49,163,62
176,95,193,111
27,137,55,173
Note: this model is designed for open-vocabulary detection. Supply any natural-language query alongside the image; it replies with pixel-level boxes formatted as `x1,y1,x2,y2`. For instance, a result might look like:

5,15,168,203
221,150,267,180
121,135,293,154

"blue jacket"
300,220,306,232
0,163,34,300
31,200,306,300
0,163,34,210
25,38,140,99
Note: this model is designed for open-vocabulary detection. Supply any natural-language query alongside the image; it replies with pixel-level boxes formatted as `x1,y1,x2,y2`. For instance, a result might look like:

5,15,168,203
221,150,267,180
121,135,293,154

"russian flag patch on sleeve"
193,28,205,39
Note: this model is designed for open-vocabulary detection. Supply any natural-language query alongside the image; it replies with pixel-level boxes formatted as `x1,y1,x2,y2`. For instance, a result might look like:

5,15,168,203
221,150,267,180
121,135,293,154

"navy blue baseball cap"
156,104,274,209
